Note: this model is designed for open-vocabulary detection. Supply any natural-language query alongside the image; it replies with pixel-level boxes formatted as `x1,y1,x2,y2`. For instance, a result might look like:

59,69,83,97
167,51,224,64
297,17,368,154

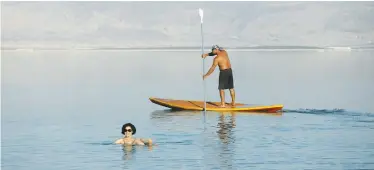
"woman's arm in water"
114,138,124,144
140,138,153,146
133,138,145,145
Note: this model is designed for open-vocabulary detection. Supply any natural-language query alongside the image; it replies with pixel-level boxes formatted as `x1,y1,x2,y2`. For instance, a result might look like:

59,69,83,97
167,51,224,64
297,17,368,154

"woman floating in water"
115,123,153,146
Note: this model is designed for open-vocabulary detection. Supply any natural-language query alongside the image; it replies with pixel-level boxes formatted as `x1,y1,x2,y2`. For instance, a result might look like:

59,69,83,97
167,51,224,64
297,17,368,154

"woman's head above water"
121,123,136,138
115,123,153,146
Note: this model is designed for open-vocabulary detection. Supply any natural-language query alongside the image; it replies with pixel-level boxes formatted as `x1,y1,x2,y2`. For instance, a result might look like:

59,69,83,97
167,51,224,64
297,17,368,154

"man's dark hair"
121,123,136,135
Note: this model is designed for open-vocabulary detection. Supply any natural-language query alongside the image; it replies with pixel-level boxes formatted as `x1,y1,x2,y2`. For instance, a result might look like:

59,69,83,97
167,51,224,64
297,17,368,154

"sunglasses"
124,129,132,132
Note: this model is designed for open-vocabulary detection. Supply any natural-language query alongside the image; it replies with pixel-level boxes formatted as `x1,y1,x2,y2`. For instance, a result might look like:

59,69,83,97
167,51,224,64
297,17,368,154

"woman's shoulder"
114,138,124,144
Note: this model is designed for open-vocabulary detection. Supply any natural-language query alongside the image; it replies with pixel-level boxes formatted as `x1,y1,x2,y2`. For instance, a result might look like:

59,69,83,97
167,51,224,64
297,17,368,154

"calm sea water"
2,49,374,170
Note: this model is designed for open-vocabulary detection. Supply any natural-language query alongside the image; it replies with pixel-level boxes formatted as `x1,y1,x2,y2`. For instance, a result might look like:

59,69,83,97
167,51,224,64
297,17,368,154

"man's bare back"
214,50,232,71
202,45,236,107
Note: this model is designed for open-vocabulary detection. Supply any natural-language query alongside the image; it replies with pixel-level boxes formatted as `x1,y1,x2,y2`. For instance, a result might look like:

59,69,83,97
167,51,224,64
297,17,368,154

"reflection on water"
122,145,136,161
217,112,236,144
150,109,201,119
217,112,236,169
121,144,154,162
149,109,283,135
150,109,283,119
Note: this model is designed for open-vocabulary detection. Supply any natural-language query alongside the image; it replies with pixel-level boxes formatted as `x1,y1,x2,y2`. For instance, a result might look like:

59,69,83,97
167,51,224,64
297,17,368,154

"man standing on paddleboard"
202,45,236,108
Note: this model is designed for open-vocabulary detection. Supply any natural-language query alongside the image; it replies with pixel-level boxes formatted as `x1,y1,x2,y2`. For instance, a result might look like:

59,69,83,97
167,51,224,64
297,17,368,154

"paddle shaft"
198,8,206,112
200,20,206,111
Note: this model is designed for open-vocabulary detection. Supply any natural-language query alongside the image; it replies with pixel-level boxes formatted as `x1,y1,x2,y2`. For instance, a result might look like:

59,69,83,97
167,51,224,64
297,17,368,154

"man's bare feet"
231,102,236,107
219,104,226,108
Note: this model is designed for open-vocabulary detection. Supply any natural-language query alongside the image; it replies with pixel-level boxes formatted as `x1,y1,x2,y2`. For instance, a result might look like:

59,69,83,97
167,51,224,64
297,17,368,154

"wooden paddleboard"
149,97,283,113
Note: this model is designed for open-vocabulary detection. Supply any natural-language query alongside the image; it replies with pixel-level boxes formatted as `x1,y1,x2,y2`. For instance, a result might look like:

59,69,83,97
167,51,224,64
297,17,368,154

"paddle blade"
198,8,203,23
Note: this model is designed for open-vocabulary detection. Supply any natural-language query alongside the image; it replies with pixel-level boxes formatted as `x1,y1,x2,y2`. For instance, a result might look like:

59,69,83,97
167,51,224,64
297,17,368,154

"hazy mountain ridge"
2,1,374,48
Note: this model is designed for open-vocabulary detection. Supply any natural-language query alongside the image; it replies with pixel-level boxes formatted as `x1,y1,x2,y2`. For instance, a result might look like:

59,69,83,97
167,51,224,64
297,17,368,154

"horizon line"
2,44,373,50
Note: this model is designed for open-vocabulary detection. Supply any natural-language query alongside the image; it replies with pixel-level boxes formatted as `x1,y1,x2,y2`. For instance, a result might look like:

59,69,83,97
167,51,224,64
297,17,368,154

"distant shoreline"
2,45,373,51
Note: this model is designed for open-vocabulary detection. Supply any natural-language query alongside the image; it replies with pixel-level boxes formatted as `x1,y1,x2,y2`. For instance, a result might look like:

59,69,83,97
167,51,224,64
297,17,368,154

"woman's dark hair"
121,123,136,135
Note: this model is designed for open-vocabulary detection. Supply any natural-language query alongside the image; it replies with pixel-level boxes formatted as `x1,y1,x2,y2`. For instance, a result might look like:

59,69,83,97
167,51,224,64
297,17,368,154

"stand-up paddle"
198,8,206,113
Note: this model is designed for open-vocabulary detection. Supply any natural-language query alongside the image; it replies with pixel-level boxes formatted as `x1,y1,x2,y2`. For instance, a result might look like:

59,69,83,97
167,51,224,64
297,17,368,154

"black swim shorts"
218,68,234,90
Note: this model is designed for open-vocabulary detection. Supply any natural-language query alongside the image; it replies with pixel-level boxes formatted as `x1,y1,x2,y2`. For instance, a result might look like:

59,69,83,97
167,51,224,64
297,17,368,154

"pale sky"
2,1,374,48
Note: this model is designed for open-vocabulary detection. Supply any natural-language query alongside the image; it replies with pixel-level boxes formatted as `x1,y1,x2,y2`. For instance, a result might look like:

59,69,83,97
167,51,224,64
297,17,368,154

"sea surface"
2,49,374,170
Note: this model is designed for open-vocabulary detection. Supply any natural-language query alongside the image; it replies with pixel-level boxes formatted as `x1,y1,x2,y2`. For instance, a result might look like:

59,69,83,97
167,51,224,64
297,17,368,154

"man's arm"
202,52,216,58
204,57,219,78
